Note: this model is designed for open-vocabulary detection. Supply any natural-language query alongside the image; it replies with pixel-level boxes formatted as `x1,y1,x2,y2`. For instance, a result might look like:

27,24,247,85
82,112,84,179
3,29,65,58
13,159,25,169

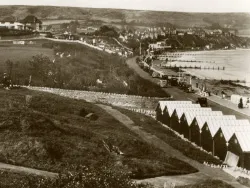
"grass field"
0,88,196,181
0,45,54,61
176,179,234,188
0,44,54,72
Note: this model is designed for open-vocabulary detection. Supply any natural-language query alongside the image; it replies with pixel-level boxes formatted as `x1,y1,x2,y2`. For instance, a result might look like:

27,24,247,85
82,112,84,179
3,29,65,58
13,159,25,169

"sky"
0,0,250,13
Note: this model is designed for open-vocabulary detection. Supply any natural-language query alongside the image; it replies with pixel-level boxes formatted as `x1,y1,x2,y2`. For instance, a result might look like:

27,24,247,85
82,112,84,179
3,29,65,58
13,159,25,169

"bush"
0,164,152,188
44,139,64,161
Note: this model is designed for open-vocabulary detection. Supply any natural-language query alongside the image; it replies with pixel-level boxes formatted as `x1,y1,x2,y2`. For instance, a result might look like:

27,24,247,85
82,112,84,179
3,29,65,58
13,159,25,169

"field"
0,45,54,61
0,44,54,71
176,179,234,188
0,88,196,181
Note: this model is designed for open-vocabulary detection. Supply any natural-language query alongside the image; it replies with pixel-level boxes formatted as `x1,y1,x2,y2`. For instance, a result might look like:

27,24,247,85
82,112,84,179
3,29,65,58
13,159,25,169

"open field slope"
0,5,250,29
0,88,196,180
0,40,167,97
176,179,234,188
0,45,54,63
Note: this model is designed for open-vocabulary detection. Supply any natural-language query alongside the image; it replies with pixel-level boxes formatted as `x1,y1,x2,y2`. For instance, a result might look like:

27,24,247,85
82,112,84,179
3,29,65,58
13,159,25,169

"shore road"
126,57,250,121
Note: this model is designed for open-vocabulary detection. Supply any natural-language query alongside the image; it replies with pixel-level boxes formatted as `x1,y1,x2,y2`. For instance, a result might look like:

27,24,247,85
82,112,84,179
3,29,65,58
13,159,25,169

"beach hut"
180,111,223,140
155,101,191,122
214,123,250,160
228,132,250,170
190,115,236,146
170,107,211,133
162,103,200,126
201,120,225,153
202,119,250,155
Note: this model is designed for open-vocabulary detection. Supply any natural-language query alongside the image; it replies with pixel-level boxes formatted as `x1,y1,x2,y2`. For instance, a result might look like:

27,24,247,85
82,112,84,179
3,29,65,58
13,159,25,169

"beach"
157,49,250,97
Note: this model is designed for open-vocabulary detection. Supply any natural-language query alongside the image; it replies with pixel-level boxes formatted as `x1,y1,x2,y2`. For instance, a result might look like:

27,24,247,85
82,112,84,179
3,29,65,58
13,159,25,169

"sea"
166,49,250,87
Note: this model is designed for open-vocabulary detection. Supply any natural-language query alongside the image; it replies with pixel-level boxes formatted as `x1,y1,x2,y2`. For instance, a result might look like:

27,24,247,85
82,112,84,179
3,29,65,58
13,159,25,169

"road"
126,57,250,121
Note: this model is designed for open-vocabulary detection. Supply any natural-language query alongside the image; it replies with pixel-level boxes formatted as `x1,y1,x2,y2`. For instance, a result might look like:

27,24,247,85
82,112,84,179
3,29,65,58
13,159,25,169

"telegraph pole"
139,42,141,56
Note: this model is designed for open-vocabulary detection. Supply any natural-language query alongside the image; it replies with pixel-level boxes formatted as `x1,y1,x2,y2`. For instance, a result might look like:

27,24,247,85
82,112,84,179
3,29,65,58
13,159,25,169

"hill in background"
0,5,250,30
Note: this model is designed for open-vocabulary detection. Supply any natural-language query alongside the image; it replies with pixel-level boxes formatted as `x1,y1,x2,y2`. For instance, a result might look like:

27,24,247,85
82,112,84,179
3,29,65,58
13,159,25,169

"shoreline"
159,47,250,54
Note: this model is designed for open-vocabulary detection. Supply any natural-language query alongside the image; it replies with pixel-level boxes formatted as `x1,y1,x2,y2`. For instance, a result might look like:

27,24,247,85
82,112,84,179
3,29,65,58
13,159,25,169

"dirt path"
97,104,247,188
0,162,58,178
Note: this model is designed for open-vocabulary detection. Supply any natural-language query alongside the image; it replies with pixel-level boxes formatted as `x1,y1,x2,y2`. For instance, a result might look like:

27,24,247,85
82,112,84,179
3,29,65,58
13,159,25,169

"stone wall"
25,86,163,111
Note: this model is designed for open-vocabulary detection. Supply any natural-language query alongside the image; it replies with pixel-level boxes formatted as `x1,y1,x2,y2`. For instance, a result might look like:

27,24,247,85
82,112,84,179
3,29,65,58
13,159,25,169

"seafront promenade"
127,57,250,121
201,93,250,117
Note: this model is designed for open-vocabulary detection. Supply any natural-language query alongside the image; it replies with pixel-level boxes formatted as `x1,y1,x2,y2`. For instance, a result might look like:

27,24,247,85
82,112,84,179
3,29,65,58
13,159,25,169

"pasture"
0,44,54,72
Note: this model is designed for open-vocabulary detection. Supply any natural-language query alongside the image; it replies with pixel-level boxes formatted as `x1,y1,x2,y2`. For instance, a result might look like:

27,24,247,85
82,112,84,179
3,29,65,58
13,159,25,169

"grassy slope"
0,88,196,179
115,107,222,165
0,40,168,97
0,6,250,29
176,180,234,188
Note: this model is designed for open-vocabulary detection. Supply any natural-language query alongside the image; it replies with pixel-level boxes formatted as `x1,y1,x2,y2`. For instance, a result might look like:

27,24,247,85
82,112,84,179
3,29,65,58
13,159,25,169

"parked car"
196,97,208,107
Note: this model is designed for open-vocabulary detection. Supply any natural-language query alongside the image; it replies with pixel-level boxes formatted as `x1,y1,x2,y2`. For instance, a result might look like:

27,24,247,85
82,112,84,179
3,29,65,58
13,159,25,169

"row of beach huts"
156,100,250,170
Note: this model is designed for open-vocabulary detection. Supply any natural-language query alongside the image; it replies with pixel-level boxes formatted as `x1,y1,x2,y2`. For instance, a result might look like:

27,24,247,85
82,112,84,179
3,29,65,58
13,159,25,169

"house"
162,103,198,126
194,29,206,38
228,132,250,170
149,41,171,51
0,17,24,30
190,115,236,146
178,32,185,36
214,121,250,160
21,15,42,31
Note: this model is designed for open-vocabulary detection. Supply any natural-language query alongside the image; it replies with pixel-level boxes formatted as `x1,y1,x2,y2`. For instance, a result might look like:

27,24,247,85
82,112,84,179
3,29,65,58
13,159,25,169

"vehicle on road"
169,78,178,86
158,79,168,88
196,97,208,107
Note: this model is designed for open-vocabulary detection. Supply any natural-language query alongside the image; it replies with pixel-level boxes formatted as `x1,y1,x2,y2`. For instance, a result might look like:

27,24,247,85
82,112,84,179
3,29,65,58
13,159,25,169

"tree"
5,60,13,79
29,54,54,85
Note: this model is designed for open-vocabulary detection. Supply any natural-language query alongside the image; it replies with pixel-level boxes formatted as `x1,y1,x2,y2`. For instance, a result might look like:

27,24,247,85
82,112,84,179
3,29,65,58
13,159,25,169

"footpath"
0,162,58,178
97,104,247,188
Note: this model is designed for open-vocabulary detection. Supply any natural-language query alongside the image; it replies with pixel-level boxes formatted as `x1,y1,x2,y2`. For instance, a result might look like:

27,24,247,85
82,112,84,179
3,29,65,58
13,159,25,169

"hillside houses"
0,17,24,30
0,15,42,31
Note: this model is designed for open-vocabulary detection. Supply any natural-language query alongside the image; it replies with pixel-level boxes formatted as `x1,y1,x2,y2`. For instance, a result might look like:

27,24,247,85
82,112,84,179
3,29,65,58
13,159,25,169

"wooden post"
212,139,215,156
28,75,32,86
199,130,202,146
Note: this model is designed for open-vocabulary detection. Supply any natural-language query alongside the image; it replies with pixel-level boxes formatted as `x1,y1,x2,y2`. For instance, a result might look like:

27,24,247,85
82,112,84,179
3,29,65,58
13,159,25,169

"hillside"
0,5,250,29
0,88,197,180
0,40,167,97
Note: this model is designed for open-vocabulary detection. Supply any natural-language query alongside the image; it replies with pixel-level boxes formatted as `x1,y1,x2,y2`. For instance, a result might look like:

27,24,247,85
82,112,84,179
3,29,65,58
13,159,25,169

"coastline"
155,49,250,98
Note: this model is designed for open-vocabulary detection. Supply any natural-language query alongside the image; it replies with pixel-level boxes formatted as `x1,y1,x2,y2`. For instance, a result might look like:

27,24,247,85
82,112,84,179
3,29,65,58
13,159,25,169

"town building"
0,17,24,30
21,15,42,31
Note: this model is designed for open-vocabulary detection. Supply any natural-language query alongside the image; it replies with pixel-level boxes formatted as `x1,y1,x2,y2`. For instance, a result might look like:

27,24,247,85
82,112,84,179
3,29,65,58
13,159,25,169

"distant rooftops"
0,15,42,24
